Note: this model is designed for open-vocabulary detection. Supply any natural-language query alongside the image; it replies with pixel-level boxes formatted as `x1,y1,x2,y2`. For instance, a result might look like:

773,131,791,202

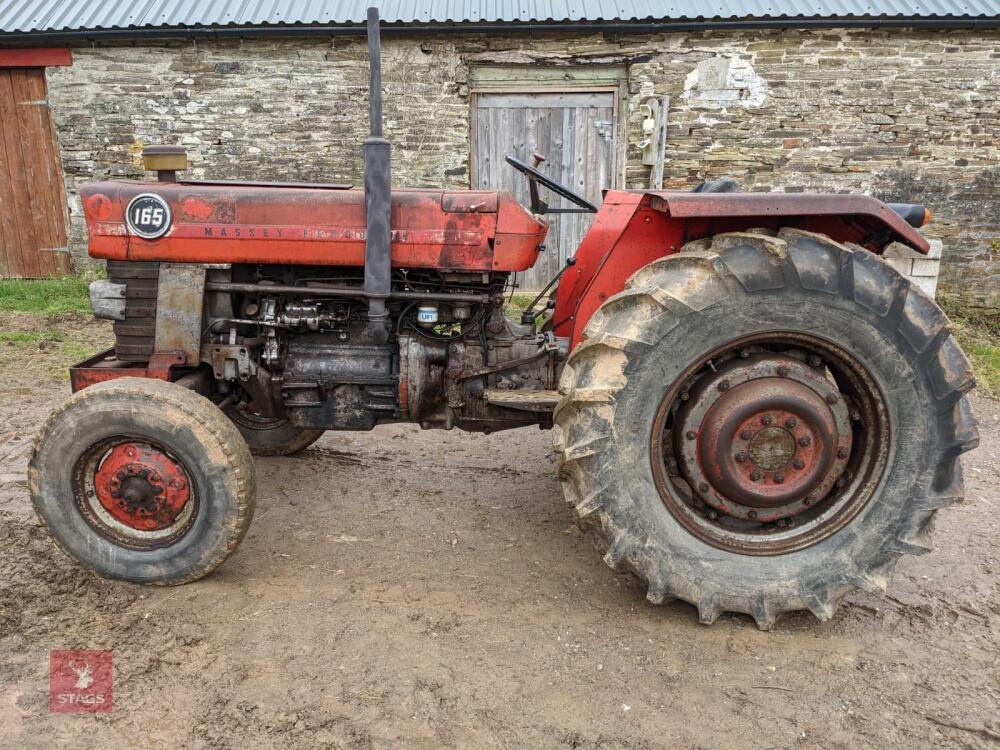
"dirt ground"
1,313,998,749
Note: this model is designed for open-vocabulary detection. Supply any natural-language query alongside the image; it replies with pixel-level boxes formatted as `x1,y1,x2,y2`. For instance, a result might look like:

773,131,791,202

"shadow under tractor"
29,8,979,629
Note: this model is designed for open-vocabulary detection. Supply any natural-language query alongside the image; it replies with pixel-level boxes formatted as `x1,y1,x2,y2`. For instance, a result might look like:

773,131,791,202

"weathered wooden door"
472,92,615,291
0,67,71,277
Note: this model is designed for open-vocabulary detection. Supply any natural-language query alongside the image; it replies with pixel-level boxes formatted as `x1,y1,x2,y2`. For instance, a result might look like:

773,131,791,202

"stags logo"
50,651,112,713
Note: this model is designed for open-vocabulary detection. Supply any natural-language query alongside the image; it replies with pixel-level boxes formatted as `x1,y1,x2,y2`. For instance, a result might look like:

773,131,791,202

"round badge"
125,194,172,240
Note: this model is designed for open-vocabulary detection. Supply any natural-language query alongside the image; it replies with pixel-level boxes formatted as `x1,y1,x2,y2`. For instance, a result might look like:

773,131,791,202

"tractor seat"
692,178,742,193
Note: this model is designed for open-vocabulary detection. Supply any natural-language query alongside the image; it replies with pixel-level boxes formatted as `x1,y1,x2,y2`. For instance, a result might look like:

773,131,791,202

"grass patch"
0,274,94,315
504,292,550,329
0,331,59,345
506,294,535,314
939,293,1000,397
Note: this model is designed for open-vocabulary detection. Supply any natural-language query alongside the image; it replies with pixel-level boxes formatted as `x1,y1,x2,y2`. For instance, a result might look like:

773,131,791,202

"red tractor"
29,9,978,629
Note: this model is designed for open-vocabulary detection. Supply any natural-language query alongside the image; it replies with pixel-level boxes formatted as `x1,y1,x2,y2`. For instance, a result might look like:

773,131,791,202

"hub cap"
652,335,889,555
74,439,197,549
675,356,853,523
93,442,190,530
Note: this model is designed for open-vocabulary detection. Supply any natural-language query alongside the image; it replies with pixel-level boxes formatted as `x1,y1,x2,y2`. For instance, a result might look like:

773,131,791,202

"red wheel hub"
93,442,190,531
675,354,853,523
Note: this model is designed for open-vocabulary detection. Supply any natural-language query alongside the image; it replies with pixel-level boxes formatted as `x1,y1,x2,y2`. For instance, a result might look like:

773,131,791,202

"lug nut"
740,349,751,359
750,470,762,482
808,355,822,368
680,392,690,401
837,447,849,459
686,430,697,440
777,365,790,377
826,393,839,405
740,430,753,440
784,417,797,429
708,510,718,520
836,477,847,488
798,435,811,447
718,380,731,392
698,483,710,493
792,458,805,470
762,415,773,426
748,510,758,520
774,472,785,484
734,451,748,463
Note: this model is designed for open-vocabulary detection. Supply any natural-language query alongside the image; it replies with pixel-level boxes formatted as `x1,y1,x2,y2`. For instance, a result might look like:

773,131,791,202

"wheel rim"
74,438,198,549
651,333,890,555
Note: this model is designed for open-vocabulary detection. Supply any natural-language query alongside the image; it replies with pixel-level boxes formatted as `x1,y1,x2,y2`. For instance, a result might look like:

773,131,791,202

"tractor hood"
80,180,547,273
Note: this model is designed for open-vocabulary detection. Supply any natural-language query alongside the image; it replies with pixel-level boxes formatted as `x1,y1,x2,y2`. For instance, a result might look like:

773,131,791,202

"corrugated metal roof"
1,0,997,35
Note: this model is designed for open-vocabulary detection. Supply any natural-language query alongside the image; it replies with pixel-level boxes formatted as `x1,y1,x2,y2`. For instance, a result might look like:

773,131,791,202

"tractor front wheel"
29,378,256,584
554,229,978,628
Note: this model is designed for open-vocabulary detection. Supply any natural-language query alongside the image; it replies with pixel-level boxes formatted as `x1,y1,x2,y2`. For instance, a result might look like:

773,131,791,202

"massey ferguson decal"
194,225,482,245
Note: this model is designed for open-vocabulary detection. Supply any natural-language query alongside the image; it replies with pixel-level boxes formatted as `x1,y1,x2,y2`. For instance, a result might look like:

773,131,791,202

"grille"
106,260,159,362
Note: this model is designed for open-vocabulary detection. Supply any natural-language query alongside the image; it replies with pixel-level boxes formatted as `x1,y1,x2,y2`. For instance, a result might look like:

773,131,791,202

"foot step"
484,389,560,412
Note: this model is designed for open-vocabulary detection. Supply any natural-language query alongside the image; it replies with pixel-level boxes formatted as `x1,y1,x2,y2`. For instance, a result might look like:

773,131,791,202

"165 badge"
125,193,172,239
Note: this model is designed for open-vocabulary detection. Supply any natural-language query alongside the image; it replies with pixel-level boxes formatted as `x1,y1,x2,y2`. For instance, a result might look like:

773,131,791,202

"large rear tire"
29,378,256,585
554,229,979,629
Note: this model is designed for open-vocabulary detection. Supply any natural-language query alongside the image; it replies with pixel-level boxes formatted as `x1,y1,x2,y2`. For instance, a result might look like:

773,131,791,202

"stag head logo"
69,661,94,690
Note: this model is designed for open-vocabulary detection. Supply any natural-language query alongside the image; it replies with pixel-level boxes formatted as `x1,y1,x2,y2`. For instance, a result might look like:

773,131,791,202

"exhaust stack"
363,5,391,343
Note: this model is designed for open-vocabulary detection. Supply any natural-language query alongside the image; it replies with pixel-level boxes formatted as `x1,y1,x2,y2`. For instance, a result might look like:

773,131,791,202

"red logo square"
50,650,113,713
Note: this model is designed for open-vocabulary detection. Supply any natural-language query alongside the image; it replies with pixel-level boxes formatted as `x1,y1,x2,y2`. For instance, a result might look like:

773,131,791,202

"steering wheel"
505,154,598,213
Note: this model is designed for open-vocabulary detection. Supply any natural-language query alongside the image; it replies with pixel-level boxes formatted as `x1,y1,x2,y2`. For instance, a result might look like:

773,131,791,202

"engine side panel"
81,182,546,273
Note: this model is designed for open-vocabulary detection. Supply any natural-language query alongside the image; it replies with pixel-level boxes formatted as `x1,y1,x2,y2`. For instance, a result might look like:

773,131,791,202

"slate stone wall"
46,27,999,306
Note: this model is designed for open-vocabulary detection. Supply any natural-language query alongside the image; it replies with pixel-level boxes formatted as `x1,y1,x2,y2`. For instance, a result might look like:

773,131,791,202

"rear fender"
552,190,931,349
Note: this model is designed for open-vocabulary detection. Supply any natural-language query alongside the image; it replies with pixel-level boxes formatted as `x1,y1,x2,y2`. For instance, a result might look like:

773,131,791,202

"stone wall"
46,27,999,306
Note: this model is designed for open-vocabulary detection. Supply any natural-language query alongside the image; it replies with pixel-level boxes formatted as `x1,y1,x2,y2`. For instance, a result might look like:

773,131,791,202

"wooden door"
0,67,71,277
472,91,615,291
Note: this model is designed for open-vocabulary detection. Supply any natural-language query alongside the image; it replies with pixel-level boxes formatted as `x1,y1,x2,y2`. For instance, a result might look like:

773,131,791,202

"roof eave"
1,15,998,44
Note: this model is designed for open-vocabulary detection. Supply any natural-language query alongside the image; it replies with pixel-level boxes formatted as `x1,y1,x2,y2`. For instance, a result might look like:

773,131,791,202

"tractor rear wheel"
29,378,256,585
224,402,324,457
554,229,978,629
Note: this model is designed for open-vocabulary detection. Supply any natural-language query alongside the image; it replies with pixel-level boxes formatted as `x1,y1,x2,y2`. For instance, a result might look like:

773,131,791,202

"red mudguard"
552,190,931,348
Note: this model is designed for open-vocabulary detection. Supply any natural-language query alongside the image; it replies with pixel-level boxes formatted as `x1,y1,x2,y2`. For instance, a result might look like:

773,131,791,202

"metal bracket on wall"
639,96,670,189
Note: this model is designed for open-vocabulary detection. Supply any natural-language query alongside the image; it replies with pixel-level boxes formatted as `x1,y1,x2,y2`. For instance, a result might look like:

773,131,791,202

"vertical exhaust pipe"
363,5,391,344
